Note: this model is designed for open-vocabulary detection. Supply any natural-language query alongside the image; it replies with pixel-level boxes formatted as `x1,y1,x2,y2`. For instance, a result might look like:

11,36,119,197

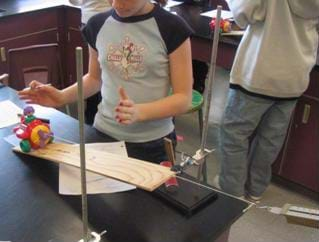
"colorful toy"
209,17,232,33
13,106,53,152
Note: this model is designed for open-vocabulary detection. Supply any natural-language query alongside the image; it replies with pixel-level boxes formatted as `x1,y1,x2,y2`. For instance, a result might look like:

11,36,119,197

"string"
50,136,256,211
176,175,256,207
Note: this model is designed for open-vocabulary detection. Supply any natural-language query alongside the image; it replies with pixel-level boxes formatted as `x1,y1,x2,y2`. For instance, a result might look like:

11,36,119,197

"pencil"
30,83,52,90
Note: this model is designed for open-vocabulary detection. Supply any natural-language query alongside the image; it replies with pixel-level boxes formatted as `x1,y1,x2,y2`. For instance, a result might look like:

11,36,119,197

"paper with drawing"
59,142,136,195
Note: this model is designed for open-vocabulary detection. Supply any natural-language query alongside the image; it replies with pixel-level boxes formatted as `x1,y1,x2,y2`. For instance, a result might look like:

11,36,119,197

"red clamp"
160,161,179,193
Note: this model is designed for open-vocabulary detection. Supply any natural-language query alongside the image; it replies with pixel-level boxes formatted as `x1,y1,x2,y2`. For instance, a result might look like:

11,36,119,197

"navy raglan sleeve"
81,11,111,51
155,9,194,55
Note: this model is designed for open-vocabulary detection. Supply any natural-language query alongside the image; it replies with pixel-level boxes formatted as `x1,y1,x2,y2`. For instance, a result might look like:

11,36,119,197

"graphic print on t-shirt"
107,36,145,80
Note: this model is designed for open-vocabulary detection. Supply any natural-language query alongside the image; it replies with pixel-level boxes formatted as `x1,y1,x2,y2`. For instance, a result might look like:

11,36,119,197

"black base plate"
153,175,218,216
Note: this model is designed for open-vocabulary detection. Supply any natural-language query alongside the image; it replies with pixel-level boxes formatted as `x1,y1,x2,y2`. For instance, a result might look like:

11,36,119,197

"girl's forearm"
60,73,101,105
136,93,191,122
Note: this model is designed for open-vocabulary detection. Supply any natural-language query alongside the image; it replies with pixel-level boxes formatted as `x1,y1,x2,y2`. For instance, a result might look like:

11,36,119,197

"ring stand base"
153,174,218,216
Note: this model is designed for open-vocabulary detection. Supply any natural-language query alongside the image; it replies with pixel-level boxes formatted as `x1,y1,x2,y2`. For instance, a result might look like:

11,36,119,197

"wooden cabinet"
0,9,60,75
0,6,87,89
304,66,319,99
64,7,88,87
280,97,319,191
273,67,319,192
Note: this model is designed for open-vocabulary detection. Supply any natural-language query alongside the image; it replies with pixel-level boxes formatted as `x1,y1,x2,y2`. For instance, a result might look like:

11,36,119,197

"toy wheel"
20,140,31,153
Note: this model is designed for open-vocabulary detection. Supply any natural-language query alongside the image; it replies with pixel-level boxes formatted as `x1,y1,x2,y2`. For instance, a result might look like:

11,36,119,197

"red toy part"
13,106,53,152
15,127,30,140
209,17,232,33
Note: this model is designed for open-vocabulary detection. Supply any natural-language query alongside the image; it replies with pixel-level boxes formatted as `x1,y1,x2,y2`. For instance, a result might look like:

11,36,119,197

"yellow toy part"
30,124,51,147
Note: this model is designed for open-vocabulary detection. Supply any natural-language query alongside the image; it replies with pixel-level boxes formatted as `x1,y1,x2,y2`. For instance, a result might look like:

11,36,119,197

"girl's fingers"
119,99,133,107
115,88,137,125
29,80,42,89
118,119,132,125
116,112,131,121
116,114,133,125
29,81,38,89
115,105,132,114
18,95,34,100
18,93,38,100
25,99,37,104
18,89,31,95
118,86,129,100
18,87,37,95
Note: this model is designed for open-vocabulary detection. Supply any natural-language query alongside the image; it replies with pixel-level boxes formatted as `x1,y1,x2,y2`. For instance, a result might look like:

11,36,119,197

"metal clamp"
171,148,214,173
78,230,107,242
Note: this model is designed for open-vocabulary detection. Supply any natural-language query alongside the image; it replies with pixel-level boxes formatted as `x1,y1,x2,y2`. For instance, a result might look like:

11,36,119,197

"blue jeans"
219,89,297,197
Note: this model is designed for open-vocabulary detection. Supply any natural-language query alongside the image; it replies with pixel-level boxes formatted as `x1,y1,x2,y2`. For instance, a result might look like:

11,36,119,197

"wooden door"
65,8,88,87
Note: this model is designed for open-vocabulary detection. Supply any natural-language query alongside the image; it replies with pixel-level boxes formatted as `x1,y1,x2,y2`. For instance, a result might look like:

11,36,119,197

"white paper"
59,142,136,195
0,100,22,128
222,30,245,36
165,0,183,8
200,9,233,19
4,134,20,147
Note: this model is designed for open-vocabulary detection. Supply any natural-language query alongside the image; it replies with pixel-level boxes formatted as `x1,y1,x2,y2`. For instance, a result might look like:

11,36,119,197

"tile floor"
174,67,319,242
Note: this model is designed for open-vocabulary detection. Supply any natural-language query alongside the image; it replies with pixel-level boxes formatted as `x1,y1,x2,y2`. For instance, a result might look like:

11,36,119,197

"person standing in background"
69,0,112,124
69,0,112,24
214,0,319,201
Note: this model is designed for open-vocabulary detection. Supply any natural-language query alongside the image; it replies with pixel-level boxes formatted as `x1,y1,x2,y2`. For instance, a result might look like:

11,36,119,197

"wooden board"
13,143,176,191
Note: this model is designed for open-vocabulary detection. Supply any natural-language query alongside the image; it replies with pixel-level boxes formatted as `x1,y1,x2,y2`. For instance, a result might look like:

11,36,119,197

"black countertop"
171,3,240,44
0,86,249,242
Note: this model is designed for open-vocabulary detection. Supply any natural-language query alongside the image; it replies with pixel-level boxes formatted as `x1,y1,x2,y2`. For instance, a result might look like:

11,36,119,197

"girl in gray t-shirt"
19,0,194,163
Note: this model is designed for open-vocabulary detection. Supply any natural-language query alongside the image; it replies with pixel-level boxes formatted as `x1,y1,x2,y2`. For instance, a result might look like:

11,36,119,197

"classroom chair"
7,43,63,90
190,89,208,182
7,43,70,115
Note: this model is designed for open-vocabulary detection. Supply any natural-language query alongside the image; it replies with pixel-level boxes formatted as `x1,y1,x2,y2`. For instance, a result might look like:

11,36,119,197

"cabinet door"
65,8,88,87
304,66,319,99
0,9,59,74
279,98,319,192
65,29,88,87
0,30,58,74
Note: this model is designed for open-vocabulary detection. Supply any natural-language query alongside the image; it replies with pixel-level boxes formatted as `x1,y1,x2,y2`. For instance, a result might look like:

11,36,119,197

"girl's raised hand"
114,86,140,125
18,80,65,107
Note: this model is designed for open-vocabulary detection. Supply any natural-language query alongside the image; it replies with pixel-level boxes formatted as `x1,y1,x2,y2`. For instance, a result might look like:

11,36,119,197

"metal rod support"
200,6,222,154
76,47,89,242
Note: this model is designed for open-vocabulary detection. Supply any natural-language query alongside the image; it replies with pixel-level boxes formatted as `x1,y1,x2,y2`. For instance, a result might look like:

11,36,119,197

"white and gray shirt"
69,0,111,24
82,4,193,142
227,0,319,99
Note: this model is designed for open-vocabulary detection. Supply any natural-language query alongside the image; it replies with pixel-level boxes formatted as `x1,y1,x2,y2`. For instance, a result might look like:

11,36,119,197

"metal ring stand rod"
195,6,223,180
76,48,106,242
171,6,223,178
200,5,222,154
76,47,90,242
